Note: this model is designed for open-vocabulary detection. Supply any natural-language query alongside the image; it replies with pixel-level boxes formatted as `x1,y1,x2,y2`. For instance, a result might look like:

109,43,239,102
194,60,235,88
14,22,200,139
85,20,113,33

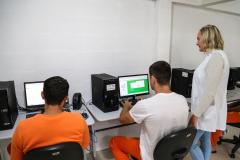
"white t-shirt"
129,92,189,160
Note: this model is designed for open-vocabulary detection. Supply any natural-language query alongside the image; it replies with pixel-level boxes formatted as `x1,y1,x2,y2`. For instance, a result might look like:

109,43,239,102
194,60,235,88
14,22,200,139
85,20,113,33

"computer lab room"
0,0,240,160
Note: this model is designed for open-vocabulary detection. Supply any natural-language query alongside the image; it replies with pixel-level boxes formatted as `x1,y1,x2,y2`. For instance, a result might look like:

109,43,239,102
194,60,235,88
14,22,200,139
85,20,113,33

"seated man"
109,61,189,160
11,76,89,160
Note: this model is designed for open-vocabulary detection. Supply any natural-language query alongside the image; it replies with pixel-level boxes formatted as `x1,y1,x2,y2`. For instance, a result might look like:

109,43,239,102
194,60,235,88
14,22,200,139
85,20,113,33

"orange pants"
109,136,141,160
211,112,240,147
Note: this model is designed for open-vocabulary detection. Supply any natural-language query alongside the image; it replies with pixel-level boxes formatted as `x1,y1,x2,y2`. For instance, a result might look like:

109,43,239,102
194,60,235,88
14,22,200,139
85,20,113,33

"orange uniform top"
11,112,90,160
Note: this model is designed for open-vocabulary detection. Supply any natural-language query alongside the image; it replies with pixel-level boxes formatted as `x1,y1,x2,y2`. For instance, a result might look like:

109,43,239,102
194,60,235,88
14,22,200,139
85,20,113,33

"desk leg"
89,126,96,160
0,139,11,160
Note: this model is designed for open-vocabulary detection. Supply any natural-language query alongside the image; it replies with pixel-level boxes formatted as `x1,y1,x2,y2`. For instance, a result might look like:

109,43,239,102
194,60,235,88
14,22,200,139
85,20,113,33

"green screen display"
126,79,149,94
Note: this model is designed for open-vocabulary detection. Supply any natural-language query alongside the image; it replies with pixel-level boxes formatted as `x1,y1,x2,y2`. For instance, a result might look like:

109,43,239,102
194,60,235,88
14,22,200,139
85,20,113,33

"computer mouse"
236,81,240,88
81,112,88,119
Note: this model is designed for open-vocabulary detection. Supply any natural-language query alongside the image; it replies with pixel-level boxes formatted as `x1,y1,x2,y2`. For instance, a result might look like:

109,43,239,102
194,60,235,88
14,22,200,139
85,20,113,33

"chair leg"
220,135,240,158
130,155,138,160
231,143,240,155
220,137,236,144
230,153,235,159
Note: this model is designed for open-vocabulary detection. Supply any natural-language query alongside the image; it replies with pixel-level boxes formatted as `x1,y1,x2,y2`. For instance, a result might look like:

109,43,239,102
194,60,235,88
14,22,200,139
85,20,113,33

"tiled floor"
94,126,240,160
94,143,240,160
1,142,240,160
1,126,239,160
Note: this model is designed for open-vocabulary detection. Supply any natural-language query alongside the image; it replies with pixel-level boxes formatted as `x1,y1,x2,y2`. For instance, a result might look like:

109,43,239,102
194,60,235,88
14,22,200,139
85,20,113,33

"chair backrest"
153,127,196,160
23,142,84,160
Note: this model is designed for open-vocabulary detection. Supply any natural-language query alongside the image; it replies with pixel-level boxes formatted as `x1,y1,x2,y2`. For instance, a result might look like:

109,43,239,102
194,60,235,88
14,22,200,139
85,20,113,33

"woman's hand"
189,114,198,128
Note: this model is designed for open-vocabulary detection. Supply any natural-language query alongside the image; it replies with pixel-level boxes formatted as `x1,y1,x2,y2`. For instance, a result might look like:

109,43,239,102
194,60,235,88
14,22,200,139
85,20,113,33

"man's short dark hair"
43,76,69,105
149,61,171,85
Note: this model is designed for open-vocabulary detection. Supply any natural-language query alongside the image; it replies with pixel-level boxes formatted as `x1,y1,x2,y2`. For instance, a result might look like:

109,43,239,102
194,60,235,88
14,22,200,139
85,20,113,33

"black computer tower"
171,68,194,98
0,81,18,130
228,67,240,90
228,68,236,90
91,73,119,112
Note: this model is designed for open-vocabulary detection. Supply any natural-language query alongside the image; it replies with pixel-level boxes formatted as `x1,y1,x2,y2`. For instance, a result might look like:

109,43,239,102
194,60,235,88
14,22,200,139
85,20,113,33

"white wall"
0,0,158,106
170,3,240,69
4,0,240,152
1,0,170,151
155,0,172,62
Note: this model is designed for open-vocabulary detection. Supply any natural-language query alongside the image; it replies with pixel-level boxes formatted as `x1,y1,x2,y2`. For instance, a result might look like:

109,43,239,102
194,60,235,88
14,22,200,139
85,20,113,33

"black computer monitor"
118,74,150,99
24,81,44,112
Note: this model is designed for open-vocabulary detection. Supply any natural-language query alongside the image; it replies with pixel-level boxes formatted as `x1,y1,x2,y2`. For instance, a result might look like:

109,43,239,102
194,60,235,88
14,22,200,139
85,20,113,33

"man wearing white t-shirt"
109,61,189,160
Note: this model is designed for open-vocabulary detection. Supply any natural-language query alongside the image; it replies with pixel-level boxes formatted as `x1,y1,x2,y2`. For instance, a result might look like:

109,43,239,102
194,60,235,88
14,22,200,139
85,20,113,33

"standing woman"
190,24,230,160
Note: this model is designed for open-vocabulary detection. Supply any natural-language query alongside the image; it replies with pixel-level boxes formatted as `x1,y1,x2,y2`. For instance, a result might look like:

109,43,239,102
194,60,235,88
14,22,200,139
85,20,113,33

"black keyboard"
26,113,39,118
228,100,240,108
26,110,88,120
129,99,138,105
63,108,71,112
119,99,138,107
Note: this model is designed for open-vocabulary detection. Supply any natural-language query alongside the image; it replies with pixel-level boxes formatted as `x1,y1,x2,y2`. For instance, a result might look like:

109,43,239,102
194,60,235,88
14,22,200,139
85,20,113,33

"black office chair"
219,100,240,158
23,142,84,160
153,127,197,160
220,123,240,158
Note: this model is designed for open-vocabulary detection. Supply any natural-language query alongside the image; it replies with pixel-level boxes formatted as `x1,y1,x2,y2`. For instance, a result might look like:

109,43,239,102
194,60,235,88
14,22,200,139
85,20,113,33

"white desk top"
0,106,94,140
86,104,122,121
86,88,240,122
186,87,240,104
227,87,240,102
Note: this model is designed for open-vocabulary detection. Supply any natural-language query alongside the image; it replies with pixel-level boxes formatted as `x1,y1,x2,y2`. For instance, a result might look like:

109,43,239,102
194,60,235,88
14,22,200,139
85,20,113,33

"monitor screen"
118,74,150,98
24,81,44,110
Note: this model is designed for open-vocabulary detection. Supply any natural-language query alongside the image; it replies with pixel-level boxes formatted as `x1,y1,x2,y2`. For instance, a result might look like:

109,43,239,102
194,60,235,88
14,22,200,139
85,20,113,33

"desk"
0,106,95,160
227,87,240,102
186,87,240,104
87,104,122,121
86,104,139,152
87,104,137,132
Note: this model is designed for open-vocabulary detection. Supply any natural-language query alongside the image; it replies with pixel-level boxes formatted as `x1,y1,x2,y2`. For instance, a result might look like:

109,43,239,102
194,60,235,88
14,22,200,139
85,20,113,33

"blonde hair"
199,24,224,52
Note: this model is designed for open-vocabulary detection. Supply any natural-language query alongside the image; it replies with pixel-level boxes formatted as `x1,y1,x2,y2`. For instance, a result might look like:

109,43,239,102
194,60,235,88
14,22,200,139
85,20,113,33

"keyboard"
26,109,89,120
63,108,71,112
129,99,138,105
26,113,39,118
228,100,240,107
119,99,138,107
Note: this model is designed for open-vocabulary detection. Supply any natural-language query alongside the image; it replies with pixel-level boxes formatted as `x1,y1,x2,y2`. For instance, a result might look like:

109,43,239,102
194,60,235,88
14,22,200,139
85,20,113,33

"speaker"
0,81,18,130
171,68,194,98
91,73,119,112
72,93,82,110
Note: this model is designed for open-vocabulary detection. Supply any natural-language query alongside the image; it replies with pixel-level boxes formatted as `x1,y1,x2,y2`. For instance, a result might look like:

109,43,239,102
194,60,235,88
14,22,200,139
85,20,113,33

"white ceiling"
206,0,240,15
173,0,240,15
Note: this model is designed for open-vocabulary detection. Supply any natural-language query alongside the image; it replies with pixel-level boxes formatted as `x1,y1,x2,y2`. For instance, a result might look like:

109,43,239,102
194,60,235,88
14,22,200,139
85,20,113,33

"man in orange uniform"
10,76,89,160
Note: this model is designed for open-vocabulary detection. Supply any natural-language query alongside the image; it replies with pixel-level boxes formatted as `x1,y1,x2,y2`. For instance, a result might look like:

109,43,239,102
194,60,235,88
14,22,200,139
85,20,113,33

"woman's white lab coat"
191,50,229,132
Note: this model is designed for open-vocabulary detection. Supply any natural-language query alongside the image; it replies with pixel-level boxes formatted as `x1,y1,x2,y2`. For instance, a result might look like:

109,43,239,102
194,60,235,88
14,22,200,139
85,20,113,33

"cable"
16,99,27,112
86,99,92,106
81,97,87,108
